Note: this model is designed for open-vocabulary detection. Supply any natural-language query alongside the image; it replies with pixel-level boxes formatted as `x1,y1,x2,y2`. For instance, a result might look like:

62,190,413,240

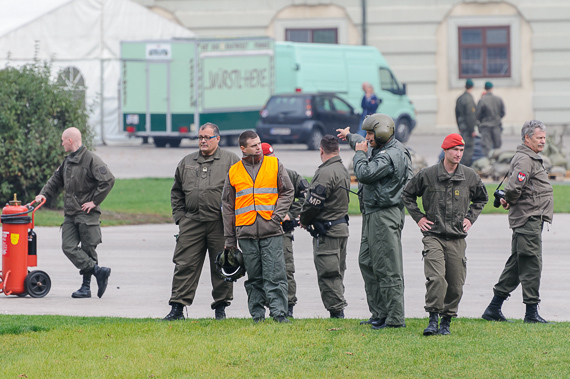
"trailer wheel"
153,137,167,148
24,270,51,298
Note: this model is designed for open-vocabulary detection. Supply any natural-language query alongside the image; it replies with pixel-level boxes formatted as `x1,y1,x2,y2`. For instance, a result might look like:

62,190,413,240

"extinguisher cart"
0,194,50,298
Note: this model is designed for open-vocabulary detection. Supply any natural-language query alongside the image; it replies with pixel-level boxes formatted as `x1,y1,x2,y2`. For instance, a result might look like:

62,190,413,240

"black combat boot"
273,315,290,323
423,312,439,336
92,265,111,298
524,304,550,324
438,316,451,335
369,318,387,327
287,305,294,318
163,303,185,321
330,310,345,319
71,274,91,298
360,317,382,325
482,295,509,322
214,305,226,320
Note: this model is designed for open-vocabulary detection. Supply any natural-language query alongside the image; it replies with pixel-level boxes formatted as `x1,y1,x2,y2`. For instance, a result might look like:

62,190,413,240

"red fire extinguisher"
0,194,50,297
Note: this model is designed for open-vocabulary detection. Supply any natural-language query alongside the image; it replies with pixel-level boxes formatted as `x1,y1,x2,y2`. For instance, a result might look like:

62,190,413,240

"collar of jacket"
517,143,543,162
67,145,86,163
371,136,396,157
319,154,342,168
437,159,465,182
195,146,221,163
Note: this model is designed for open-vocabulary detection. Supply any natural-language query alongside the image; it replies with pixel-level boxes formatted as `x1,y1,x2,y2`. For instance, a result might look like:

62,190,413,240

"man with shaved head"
36,127,115,299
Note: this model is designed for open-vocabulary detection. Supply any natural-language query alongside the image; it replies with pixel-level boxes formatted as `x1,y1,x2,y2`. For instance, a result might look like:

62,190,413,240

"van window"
265,96,306,116
379,68,401,94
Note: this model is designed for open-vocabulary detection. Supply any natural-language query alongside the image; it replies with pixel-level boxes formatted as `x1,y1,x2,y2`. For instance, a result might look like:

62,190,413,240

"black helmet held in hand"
215,247,246,282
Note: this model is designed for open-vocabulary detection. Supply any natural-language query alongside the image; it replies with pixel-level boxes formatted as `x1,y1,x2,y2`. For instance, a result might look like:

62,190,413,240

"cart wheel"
17,292,28,297
24,270,51,298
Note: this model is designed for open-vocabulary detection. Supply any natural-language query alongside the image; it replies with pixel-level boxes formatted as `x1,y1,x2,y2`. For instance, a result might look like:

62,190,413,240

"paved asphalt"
2,132,568,322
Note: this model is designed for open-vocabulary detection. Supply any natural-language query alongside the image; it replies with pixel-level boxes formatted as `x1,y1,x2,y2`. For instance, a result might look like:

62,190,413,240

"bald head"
61,127,82,153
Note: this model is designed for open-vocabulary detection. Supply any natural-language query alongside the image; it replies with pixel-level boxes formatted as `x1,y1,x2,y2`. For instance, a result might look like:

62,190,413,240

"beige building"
133,0,570,135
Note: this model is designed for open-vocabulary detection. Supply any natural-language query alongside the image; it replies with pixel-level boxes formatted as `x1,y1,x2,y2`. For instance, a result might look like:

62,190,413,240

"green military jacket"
402,160,488,239
504,144,554,229
41,145,115,217
300,155,350,237
171,147,239,224
476,92,505,128
455,91,477,135
347,134,413,214
285,168,306,220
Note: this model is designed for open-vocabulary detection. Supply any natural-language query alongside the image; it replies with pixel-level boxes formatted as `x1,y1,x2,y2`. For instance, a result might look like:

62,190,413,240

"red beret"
441,133,465,150
261,142,274,156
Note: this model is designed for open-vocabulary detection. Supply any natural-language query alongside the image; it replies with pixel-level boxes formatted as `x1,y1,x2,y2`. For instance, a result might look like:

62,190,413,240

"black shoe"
371,323,406,330
360,318,381,325
92,265,111,298
163,303,185,321
253,316,265,323
482,295,509,322
214,305,226,320
273,315,290,323
71,274,91,298
423,312,439,336
287,305,294,318
524,304,550,324
369,318,387,327
438,317,451,335
330,310,345,319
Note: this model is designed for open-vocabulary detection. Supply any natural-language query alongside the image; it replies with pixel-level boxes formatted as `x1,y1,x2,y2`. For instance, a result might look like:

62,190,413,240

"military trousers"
283,231,297,307
312,235,348,313
479,125,502,157
62,212,101,275
358,206,405,325
169,217,233,309
422,235,467,318
493,216,543,304
239,236,288,319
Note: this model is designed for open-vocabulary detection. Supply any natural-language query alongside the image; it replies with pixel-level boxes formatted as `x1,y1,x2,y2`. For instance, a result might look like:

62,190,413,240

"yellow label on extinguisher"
10,233,19,245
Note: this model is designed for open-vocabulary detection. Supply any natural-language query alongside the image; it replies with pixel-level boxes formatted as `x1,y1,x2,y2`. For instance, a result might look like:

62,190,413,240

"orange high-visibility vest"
229,156,279,226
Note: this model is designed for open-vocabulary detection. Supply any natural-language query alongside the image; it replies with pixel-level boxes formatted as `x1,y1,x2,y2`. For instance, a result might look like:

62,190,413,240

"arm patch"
306,184,326,208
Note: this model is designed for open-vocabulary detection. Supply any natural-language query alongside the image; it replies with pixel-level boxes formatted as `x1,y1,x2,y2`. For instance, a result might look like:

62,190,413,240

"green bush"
0,62,92,204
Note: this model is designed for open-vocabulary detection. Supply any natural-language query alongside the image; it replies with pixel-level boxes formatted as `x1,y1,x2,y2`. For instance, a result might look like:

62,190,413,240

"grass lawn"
28,179,570,227
0,315,568,378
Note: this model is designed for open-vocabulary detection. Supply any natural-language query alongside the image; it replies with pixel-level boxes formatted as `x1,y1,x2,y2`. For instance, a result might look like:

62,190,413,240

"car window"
265,96,306,116
331,97,352,114
379,68,401,93
315,96,333,112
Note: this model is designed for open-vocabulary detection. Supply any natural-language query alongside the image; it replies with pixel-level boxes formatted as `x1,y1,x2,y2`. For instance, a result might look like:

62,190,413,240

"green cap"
465,79,474,88
484,81,493,90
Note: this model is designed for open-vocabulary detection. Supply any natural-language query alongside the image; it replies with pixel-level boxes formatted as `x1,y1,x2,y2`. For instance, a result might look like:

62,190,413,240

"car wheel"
395,118,411,143
307,128,323,151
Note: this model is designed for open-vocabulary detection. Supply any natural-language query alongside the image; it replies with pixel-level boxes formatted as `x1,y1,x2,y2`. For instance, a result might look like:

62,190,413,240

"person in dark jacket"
403,133,488,336
455,78,477,166
357,82,381,136
36,127,114,299
476,81,505,157
482,120,554,324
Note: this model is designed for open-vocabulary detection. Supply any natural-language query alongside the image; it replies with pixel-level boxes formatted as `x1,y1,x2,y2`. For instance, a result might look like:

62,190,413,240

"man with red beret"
402,133,488,335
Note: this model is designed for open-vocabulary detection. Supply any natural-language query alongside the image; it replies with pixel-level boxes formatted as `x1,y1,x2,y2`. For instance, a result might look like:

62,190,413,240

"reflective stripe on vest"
229,156,279,226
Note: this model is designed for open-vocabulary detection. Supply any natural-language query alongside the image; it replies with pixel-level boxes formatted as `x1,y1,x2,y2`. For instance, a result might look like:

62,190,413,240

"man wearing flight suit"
222,130,294,323
403,133,488,336
163,123,240,321
482,120,553,324
261,142,309,317
455,78,477,166
36,127,114,299
300,135,350,319
476,81,505,157
337,113,413,329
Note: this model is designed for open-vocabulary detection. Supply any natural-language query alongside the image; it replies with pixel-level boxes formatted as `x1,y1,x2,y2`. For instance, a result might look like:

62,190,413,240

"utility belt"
307,215,349,239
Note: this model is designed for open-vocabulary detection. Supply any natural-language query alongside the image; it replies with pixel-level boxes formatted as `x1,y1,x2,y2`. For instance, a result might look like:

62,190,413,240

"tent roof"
0,0,74,37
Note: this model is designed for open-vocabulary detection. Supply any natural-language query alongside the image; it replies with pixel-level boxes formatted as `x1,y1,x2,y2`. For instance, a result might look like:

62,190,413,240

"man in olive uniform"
455,78,477,166
482,120,553,324
261,142,309,317
222,130,294,323
163,123,240,321
337,114,413,329
36,127,114,299
299,135,350,318
476,81,505,157
403,133,488,336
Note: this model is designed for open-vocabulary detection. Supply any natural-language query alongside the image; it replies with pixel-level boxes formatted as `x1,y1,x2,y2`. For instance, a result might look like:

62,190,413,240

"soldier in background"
476,81,505,157
455,78,477,166
261,142,309,317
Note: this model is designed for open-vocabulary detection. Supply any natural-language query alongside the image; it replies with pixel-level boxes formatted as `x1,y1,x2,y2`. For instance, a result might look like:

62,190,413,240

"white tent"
0,0,194,143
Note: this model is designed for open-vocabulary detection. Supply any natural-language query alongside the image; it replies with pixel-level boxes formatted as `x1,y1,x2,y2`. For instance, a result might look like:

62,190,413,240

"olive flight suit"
300,155,350,314
455,91,477,166
169,147,240,309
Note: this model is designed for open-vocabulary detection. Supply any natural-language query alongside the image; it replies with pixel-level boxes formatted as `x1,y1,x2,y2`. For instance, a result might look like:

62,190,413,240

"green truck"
120,38,415,147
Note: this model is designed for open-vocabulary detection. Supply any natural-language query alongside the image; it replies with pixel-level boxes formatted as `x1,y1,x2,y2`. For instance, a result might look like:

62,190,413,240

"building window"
458,26,510,78
285,28,337,44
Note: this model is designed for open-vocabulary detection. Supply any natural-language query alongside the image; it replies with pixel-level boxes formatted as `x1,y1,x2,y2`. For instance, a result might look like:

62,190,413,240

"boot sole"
71,292,91,298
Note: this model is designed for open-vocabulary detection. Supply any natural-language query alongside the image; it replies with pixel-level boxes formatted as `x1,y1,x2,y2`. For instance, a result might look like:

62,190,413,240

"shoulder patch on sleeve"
517,172,526,182
99,166,108,175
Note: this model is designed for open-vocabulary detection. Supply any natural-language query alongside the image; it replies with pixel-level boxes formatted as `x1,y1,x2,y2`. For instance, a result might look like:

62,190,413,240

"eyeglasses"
198,135,217,141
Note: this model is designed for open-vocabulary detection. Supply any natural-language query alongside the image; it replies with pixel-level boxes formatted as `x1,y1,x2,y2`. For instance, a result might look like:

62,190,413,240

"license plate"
270,127,291,136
